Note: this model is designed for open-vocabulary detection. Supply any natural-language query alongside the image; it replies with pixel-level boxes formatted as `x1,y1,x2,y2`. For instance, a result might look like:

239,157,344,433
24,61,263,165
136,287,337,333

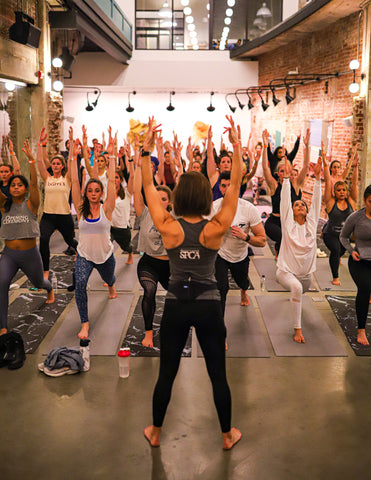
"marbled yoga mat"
121,295,192,357
326,295,371,356
8,292,73,354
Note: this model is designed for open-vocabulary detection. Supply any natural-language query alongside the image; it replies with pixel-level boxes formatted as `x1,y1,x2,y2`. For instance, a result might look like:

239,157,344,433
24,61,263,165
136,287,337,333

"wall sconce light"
207,92,215,112
258,89,269,111
52,80,64,92
225,93,236,113
285,86,295,104
235,92,244,110
247,92,254,109
349,59,360,94
126,91,136,112
166,91,175,111
270,87,280,106
85,89,101,111
86,93,93,111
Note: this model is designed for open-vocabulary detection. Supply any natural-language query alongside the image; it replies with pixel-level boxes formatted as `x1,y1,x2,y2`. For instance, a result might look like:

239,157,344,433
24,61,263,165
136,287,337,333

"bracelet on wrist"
28,160,35,164
9,152,15,156
324,165,329,169
72,157,78,161
233,142,240,147
140,148,151,157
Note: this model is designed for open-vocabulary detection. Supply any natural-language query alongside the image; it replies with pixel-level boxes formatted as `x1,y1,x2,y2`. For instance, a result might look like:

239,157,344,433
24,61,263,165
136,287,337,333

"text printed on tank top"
179,249,200,260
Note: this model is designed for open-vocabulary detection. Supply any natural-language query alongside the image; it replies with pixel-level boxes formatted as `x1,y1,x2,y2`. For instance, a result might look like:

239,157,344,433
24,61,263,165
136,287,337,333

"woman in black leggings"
262,129,310,256
340,184,371,346
142,116,241,450
323,152,358,285
133,151,171,348
36,127,78,279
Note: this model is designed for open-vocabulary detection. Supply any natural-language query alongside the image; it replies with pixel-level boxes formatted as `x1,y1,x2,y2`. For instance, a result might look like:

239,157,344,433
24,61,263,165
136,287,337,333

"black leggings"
153,299,231,433
40,213,78,271
264,214,282,253
348,256,371,329
137,254,170,331
110,226,132,254
323,232,346,279
215,254,250,315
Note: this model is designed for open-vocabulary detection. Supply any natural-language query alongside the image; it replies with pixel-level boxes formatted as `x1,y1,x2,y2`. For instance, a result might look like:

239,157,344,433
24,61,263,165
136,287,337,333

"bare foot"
294,328,305,343
46,289,55,304
108,284,117,299
78,322,89,339
126,253,133,265
103,283,108,287
332,278,341,286
44,271,49,281
225,340,228,351
144,425,161,447
222,428,242,450
357,329,369,346
240,289,250,306
0,328,8,336
142,331,154,348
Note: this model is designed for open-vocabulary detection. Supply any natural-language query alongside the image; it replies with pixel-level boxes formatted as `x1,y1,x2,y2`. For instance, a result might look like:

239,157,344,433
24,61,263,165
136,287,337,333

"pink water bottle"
117,348,131,378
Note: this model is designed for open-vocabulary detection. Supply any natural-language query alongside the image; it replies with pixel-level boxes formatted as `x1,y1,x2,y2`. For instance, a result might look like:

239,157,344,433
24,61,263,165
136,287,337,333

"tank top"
164,162,175,186
43,175,71,214
271,181,302,214
166,218,219,300
111,193,131,228
323,199,353,235
0,200,40,240
77,205,113,263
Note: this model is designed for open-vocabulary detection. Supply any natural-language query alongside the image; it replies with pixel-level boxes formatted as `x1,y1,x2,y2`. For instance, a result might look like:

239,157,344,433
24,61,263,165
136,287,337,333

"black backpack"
0,331,26,370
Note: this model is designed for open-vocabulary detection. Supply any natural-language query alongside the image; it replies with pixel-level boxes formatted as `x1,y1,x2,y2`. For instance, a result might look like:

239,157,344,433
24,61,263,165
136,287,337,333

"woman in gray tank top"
141,116,242,450
0,140,53,335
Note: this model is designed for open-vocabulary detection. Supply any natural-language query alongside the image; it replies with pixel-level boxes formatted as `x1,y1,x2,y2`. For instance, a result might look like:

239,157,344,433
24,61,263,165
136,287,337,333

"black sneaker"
63,246,76,256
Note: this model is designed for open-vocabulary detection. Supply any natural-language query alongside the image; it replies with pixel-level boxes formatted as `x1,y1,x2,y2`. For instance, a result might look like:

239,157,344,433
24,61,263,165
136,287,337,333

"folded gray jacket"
44,346,84,371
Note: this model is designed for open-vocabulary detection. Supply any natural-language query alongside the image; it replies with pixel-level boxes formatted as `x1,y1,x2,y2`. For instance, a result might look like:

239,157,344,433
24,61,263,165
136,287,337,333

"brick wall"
251,11,363,216
0,0,38,40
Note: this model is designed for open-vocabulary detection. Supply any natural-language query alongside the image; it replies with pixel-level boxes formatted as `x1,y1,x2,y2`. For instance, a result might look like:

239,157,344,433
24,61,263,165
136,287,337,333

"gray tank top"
166,218,219,300
0,200,40,240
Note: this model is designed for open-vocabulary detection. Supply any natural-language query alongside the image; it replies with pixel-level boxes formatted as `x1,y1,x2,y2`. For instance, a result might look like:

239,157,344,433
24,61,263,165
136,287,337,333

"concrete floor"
1,238,371,480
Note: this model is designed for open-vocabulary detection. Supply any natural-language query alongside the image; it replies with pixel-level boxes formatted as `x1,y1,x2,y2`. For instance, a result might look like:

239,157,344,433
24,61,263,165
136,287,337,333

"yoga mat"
314,258,356,291
8,292,73,354
326,295,371,356
250,246,264,256
256,295,347,357
121,295,192,357
23,255,75,290
196,296,269,358
252,258,287,292
43,292,134,355
88,256,139,291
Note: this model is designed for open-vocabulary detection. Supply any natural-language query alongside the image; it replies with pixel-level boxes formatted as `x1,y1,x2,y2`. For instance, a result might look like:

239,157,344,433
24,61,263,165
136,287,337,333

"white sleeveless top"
77,205,113,264
111,191,131,228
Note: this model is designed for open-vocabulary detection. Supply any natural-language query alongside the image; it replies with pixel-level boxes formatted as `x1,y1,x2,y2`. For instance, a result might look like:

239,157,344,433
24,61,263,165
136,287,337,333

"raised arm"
133,151,145,218
71,137,83,220
155,134,164,184
126,153,135,195
206,126,218,187
287,132,301,161
81,125,93,178
103,137,116,219
322,150,334,211
348,154,359,208
172,134,183,183
296,128,310,188
7,138,21,175
22,140,39,213
307,156,322,224
342,143,357,181
186,136,194,172
280,158,294,223
261,129,277,193
36,127,50,182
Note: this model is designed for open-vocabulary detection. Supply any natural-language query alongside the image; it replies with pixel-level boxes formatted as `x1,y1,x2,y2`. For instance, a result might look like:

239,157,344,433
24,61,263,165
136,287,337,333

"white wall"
282,0,300,21
62,90,252,156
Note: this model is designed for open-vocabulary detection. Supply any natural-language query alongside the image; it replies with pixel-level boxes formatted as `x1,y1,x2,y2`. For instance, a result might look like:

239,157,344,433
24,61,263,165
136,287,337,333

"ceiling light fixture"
183,7,192,15
226,8,233,17
224,17,231,25
225,93,236,113
256,2,272,18
258,89,269,111
207,92,215,112
126,90,136,112
166,91,175,111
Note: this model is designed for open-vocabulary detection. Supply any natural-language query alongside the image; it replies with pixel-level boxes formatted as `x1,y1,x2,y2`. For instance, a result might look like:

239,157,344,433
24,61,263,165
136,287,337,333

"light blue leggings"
75,253,116,324
0,245,52,330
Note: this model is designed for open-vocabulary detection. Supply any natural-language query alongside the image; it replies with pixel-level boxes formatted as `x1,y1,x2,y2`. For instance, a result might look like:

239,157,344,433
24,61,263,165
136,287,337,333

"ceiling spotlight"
271,88,281,106
258,89,269,111
226,8,233,16
52,80,64,92
159,2,172,18
187,23,195,31
207,92,215,112
223,26,230,33
227,0,236,6
5,82,15,92
225,94,236,112
349,59,360,70
235,93,244,110
224,17,231,25
186,15,194,23
181,0,189,5
183,7,192,15
285,87,295,104
166,91,175,111
247,95,254,110
190,31,197,37
85,93,94,111
52,57,63,68
126,90,136,112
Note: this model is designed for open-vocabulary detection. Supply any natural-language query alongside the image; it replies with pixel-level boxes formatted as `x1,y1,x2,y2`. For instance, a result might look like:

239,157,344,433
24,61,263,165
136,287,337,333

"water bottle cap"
80,339,90,347
118,348,131,357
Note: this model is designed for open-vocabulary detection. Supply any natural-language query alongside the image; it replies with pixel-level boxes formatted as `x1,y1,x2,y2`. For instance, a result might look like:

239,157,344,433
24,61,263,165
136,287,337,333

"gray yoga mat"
88,255,139,291
250,245,264,256
314,258,356,291
43,292,134,355
256,295,347,356
252,258,287,291
197,296,269,358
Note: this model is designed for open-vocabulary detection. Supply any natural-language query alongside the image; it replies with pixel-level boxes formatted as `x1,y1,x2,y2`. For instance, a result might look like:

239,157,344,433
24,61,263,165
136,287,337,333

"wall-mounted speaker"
9,11,41,49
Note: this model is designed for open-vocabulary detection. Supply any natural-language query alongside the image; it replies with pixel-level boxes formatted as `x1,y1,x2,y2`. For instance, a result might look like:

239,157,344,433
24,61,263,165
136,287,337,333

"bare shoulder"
159,216,185,249
200,217,224,250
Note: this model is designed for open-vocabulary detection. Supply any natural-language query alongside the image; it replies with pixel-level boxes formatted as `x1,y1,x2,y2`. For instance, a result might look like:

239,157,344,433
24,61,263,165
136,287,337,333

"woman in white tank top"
70,130,117,340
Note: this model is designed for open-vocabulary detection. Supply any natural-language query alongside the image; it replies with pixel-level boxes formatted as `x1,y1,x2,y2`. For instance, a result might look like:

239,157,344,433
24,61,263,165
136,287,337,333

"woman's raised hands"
223,115,238,146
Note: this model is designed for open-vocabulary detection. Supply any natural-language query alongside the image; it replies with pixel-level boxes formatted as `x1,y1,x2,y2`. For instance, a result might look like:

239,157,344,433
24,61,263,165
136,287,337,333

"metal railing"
94,0,132,43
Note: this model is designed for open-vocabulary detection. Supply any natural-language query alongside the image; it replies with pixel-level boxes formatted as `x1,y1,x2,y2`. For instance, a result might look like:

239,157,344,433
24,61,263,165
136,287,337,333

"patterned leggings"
75,253,116,324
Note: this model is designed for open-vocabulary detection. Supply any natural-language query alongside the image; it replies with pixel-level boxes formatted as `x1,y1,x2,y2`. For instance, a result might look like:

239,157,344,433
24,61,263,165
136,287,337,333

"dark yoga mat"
88,255,139,291
8,292,73,354
43,292,134,355
197,295,269,358
121,295,192,357
23,255,75,290
314,258,356,291
326,295,371,356
256,295,347,357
